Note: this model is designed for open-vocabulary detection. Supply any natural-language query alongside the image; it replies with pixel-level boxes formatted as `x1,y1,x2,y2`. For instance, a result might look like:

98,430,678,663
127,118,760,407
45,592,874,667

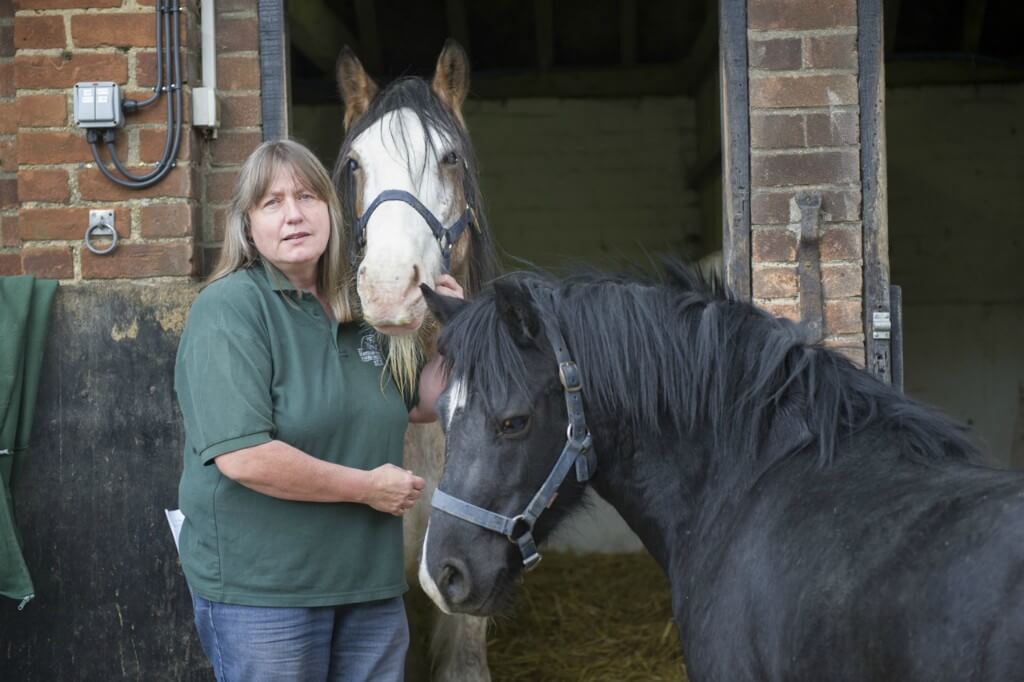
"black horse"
417,265,1024,682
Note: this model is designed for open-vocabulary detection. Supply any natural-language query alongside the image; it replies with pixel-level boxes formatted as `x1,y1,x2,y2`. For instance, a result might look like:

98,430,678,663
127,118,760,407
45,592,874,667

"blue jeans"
190,592,409,682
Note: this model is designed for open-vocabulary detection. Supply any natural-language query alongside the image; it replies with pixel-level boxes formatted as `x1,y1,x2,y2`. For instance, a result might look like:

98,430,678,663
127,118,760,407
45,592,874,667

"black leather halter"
353,189,475,271
431,314,598,571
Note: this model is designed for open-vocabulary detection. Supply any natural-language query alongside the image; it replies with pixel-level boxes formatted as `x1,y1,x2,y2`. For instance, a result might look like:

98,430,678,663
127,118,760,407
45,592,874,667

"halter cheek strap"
430,315,598,571
353,189,474,271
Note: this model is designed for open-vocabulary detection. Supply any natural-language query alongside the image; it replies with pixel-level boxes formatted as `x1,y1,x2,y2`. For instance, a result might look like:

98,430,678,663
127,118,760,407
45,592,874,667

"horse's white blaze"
446,375,468,432
351,107,457,330
418,525,452,614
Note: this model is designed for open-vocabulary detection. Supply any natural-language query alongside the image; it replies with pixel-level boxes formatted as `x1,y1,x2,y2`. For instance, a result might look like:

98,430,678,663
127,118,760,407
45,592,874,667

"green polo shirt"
175,260,410,607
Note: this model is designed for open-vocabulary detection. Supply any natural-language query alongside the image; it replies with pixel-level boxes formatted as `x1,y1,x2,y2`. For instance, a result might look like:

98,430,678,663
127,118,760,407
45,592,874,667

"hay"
486,552,688,682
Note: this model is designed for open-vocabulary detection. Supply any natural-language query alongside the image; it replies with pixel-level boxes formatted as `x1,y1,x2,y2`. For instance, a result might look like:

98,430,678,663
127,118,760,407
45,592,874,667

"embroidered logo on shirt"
358,332,385,367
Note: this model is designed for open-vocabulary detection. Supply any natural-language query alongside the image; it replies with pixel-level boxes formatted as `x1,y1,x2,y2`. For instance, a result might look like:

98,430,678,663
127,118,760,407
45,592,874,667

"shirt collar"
254,258,302,292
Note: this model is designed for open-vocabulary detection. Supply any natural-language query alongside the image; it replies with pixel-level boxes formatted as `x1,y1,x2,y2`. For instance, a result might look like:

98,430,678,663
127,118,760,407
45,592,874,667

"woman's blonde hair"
207,139,357,323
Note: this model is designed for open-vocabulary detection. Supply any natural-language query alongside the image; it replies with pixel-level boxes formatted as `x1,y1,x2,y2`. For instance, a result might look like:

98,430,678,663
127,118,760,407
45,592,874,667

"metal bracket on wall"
84,209,117,255
796,192,824,344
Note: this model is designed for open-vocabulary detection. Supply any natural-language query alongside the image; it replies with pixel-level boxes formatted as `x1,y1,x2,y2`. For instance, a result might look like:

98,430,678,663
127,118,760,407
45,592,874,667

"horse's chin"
369,320,423,336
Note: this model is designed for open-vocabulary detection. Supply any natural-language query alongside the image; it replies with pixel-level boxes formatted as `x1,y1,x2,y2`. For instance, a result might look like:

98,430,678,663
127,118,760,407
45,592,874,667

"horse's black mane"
441,263,980,469
332,77,501,294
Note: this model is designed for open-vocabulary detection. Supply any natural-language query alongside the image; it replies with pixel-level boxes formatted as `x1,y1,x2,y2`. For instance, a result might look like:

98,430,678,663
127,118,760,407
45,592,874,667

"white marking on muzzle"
418,525,452,614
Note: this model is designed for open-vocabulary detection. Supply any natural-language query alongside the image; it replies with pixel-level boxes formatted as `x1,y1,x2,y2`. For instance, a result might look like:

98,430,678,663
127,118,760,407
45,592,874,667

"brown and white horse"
334,41,502,681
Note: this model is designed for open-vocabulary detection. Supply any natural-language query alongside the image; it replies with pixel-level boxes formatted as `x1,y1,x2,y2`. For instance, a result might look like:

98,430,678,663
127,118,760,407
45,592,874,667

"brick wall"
0,0,260,282
746,0,865,364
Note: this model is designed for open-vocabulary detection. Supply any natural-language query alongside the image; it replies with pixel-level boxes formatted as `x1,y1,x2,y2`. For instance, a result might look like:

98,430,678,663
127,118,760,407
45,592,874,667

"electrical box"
73,82,124,129
192,87,220,129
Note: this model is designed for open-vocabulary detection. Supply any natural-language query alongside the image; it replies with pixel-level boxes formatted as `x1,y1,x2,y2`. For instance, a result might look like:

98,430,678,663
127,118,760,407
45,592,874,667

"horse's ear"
493,281,540,347
337,46,378,130
431,39,470,124
421,284,468,325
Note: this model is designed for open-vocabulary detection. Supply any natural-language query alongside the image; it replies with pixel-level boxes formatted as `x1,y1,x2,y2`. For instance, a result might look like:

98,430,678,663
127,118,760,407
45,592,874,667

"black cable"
91,0,183,189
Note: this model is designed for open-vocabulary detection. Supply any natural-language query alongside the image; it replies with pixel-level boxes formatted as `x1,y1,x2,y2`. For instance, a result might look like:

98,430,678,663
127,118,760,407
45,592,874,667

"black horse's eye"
499,416,529,435
346,157,360,172
441,150,459,166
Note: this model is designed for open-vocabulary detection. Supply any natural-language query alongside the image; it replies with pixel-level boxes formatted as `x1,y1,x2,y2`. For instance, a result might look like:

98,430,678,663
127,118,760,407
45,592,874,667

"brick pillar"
6,0,205,281
199,0,261,276
746,0,865,364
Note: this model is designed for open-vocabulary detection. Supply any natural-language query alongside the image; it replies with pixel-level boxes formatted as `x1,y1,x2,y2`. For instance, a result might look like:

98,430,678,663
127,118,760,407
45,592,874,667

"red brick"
806,33,858,70
140,127,192,164
748,0,856,30
213,0,254,12
0,214,19,247
17,130,93,164
139,201,194,238
0,100,12,133
18,206,128,241
14,14,64,49
0,178,16,208
751,189,861,225
208,206,227,241
212,130,260,166
752,150,859,187
0,252,22,275
15,0,120,8
198,245,221,278
819,224,861,261
136,48,192,89
748,37,802,71
758,300,799,322
22,245,72,278
216,16,257,53
82,242,193,278
0,63,13,98
750,74,857,109
18,168,69,203
827,342,865,367
804,111,858,147
206,169,238,202
824,298,862,335
77,164,192,201
752,227,797,262
0,137,13,172
71,13,157,49
821,263,861,298
16,93,67,127
219,94,261,128
751,113,804,149
752,266,798,298
16,53,128,89
0,25,14,59
217,55,259,90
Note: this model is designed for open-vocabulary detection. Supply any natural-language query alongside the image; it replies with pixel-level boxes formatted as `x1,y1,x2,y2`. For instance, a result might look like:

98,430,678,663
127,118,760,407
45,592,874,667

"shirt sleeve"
175,288,275,465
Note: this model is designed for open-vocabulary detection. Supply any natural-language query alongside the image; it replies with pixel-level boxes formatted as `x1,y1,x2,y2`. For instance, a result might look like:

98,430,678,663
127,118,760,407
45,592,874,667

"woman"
174,139,458,681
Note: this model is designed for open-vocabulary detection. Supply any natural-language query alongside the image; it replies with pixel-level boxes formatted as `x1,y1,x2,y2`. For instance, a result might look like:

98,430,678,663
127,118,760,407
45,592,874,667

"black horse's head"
417,277,590,616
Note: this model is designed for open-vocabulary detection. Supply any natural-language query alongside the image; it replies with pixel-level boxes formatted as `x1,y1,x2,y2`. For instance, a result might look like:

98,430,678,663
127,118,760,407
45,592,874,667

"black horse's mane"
332,77,501,295
441,263,980,469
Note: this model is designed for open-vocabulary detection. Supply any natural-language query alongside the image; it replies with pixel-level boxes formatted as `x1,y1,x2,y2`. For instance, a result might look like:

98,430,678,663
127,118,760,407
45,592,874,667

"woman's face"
247,167,331,279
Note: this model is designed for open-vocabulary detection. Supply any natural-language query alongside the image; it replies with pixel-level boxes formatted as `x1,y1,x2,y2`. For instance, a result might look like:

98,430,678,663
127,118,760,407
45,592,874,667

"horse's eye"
500,416,529,435
346,158,360,172
441,151,459,166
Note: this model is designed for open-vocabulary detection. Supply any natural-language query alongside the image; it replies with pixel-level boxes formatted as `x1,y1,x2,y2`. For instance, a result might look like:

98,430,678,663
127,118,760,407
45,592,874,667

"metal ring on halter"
506,514,532,543
84,222,118,255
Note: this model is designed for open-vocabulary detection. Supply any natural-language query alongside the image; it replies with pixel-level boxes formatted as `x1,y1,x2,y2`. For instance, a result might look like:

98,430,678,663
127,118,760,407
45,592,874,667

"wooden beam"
719,0,751,301
883,0,901,56
961,0,987,53
620,0,637,67
354,0,381,74
445,0,470,53
534,0,553,72
287,0,359,75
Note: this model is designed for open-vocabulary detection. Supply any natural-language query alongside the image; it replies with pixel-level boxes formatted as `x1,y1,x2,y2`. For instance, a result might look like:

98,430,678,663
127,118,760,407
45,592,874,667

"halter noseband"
353,189,475,271
431,314,598,571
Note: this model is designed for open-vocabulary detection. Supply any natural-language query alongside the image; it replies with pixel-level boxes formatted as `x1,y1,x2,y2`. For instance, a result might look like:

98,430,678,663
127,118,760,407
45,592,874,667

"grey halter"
431,315,598,571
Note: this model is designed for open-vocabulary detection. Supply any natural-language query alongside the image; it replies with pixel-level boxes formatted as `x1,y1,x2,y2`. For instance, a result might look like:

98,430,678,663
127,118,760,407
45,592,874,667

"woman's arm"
408,274,464,424
215,440,425,515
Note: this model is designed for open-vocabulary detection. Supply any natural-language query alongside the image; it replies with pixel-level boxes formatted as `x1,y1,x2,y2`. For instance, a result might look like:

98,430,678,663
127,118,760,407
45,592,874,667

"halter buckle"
523,552,542,572
558,361,582,392
507,514,532,543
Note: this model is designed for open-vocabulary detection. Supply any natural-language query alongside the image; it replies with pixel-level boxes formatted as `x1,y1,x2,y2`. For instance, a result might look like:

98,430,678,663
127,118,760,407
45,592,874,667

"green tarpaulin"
0,275,58,609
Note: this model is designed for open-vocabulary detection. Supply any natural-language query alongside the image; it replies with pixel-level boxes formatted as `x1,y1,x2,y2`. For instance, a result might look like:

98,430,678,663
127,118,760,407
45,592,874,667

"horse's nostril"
357,264,367,280
411,265,420,287
439,558,471,605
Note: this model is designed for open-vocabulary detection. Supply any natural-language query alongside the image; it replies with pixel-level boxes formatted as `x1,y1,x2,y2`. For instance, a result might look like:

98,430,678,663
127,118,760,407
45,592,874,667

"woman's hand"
364,464,426,515
433,273,464,300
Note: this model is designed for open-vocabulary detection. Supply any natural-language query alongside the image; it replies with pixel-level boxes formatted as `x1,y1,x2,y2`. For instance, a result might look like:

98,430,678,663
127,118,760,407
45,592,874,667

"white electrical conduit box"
73,82,123,128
